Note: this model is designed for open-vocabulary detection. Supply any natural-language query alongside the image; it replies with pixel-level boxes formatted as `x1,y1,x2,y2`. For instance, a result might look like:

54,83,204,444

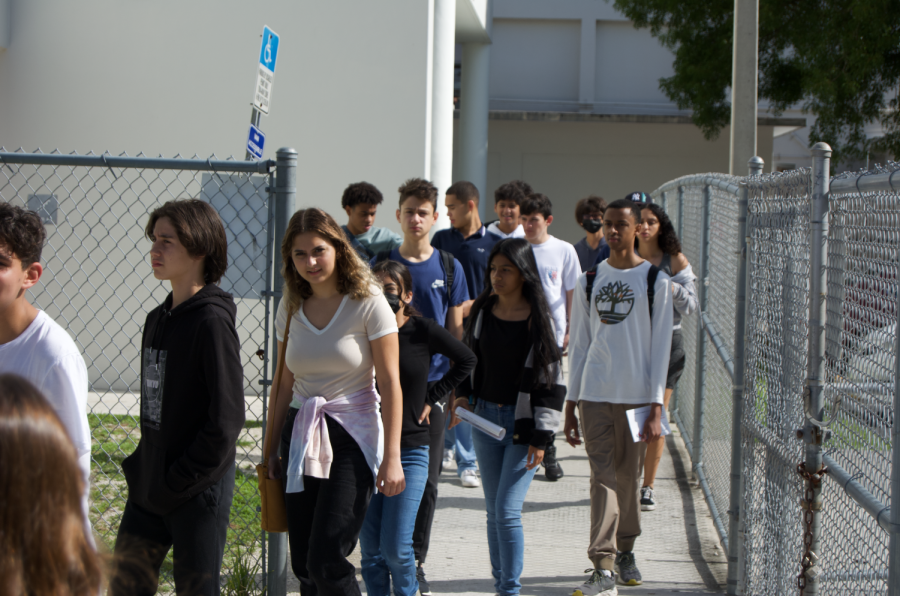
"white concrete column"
458,41,490,220
578,18,596,112
430,0,456,232
729,0,759,174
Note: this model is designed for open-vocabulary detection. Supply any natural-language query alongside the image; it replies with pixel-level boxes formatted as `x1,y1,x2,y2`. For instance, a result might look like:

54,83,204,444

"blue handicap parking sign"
259,26,280,73
247,124,265,160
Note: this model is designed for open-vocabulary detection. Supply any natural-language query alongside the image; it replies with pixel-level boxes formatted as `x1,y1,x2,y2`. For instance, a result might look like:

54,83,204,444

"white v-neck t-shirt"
275,287,398,401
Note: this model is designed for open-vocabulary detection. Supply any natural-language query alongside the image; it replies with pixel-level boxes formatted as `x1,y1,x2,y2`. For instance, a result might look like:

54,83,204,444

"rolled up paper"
455,407,506,441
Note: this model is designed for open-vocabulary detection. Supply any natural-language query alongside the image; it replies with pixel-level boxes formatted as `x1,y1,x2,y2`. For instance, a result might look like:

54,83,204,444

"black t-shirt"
475,311,531,406
397,316,476,448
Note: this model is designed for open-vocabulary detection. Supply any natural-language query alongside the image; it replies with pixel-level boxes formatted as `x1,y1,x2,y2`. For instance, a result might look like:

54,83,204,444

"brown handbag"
256,308,292,533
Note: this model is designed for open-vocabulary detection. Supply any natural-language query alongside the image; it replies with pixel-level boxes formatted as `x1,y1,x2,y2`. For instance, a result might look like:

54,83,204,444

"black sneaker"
614,551,643,586
416,562,431,596
543,443,564,481
640,486,656,511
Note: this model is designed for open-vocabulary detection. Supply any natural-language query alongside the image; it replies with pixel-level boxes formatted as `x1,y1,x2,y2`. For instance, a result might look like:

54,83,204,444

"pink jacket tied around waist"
285,383,383,494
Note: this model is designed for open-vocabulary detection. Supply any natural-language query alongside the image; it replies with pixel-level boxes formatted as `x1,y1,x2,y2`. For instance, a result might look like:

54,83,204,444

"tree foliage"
613,0,900,164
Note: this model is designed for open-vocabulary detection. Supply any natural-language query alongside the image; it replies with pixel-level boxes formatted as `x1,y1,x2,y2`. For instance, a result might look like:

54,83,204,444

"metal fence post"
890,198,900,595
267,147,297,596
692,185,713,481
800,142,831,595
726,157,762,595
661,190,668,213
671,186,686,416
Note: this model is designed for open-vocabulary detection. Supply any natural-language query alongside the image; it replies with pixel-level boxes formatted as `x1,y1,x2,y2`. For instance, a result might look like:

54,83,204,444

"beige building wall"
477,118,774,245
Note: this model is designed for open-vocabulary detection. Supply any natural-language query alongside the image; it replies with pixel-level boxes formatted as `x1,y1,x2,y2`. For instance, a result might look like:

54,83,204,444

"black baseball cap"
625,191,653,205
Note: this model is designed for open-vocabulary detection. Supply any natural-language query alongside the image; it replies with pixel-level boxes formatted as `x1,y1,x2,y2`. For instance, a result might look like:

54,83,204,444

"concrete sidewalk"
287,424,726,595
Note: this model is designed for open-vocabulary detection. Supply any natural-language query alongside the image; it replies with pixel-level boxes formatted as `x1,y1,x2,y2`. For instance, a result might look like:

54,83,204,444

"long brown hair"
280,208,376,313
0,373,102,596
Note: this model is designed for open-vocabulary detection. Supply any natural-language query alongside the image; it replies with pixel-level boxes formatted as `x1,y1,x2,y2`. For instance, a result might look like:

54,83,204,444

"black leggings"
412,382,446,564
281,409,374,596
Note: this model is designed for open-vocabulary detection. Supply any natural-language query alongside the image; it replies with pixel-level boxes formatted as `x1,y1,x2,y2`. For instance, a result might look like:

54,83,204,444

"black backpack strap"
585,263,599,303
437,249,455,294
647,264,660,320
374,250,392,264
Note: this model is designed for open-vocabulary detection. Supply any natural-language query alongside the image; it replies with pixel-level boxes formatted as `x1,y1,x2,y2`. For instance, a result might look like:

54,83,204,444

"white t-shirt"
567,260,674,406
487,221,525,239
276,287,398,401
529,236,581,347
0,310,92,521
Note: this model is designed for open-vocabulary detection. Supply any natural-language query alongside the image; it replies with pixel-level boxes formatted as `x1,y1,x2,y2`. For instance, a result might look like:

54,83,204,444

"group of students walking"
0,172,696,596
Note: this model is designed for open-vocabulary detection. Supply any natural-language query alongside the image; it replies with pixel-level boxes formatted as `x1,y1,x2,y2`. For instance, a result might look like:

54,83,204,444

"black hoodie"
121,284,245,516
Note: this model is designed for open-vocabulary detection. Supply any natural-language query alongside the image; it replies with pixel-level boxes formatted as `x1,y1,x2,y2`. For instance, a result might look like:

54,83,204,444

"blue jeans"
472,402,537,596
359,446,430,596
444,415,478,474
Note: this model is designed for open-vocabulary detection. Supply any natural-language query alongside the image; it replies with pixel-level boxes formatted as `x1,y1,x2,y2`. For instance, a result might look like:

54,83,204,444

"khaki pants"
579,401,648,570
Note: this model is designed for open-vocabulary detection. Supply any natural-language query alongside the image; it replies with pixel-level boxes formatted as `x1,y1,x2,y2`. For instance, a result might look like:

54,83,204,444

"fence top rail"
830,162,900,196
652,172,742,199
0,150,274,174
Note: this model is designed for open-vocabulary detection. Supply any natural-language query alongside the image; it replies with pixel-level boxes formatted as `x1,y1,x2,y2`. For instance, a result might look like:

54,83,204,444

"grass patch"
88,413,263,591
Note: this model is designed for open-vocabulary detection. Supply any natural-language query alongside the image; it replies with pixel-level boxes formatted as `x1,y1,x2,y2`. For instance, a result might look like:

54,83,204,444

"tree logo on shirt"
595,281,634,324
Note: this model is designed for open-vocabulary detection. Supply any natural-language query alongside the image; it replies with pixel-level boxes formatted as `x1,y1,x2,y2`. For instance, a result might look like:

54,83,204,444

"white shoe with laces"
442,448,455,470
460,469,481,488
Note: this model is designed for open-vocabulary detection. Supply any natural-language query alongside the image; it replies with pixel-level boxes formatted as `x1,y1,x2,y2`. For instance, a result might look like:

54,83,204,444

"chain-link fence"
652,150,900,595
0,148,279,593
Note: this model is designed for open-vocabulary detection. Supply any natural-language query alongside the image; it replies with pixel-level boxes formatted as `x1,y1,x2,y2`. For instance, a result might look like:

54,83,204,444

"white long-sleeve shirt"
567,260,674,405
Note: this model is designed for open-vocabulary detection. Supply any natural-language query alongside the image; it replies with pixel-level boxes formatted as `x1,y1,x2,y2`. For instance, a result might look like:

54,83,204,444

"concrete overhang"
463,110,807,127
456,0,491,43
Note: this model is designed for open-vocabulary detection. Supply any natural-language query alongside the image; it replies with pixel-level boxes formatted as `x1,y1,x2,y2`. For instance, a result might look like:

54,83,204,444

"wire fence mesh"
741,168,812,594
0,149,274,592
816,164,900,591
652,160,899,594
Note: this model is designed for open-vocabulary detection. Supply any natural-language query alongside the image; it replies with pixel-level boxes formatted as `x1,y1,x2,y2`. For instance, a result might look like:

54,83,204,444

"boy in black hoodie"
111,200,245,596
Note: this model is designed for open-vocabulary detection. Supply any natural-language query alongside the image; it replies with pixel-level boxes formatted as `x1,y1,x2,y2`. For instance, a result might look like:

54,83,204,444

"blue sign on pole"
259,26,280,73
247,124,265,160
253,25,280,114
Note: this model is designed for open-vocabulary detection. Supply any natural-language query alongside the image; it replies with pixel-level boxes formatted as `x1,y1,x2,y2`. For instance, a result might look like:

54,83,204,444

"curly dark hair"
493,180,533,205
0,203,45,266
341,182,384,209
635,203,682,256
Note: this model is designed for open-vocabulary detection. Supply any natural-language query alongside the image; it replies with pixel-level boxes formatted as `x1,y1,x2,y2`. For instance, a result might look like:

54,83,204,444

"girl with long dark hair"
265,208,405,595
634,202,698,511
359,260,476,596
449,238,566,596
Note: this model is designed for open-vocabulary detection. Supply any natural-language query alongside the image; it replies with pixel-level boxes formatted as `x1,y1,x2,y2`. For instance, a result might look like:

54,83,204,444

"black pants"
282,409,374,596
110,462,235,596
412,384,446,565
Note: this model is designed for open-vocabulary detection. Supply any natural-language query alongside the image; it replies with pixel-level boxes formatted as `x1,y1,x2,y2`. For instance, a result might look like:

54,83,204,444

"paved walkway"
287,424,726,595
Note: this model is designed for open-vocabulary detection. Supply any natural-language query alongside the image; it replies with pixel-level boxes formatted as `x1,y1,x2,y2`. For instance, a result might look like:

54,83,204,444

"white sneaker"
442,448,455,470
460,469,481,488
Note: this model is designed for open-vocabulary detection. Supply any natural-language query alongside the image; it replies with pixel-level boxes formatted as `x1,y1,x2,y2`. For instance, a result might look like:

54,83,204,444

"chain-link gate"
0,149,278,593
652,151,900,595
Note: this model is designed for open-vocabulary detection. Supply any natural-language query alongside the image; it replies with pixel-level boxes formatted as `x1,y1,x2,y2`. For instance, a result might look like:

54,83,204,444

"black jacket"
122,284,245,515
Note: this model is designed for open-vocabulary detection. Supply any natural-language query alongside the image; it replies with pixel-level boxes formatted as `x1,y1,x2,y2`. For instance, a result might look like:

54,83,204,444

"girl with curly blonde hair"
265,207,405,595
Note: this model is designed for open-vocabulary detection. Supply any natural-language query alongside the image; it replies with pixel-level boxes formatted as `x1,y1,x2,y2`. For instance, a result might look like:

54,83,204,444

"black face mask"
385,293,403,314
583,218,602,234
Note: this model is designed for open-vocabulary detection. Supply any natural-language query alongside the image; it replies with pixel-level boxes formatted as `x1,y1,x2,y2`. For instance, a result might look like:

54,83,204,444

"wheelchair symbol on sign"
264,35,273,66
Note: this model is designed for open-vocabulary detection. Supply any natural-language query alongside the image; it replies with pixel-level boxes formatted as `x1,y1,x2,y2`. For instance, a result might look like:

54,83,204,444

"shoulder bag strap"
262,306,293,459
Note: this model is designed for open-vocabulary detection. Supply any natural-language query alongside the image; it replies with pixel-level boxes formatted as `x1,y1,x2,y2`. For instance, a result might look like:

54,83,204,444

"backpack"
585,263,660,320
375,248,455,295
